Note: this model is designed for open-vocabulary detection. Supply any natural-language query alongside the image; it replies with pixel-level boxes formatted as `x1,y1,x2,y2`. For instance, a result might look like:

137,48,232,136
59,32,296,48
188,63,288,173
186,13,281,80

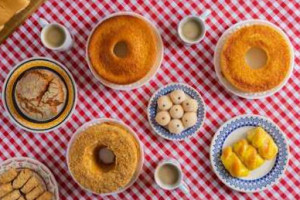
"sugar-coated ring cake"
68,122,140,194
220,24,292,92
88,15,158,85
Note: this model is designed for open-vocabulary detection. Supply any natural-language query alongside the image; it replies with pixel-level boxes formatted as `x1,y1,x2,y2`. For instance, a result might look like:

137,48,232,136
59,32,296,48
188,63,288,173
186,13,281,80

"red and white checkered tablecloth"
0,0,299,199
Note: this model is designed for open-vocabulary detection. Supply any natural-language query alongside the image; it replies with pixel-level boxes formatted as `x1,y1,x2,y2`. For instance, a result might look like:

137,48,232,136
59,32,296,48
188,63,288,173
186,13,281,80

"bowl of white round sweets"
147,83,206,141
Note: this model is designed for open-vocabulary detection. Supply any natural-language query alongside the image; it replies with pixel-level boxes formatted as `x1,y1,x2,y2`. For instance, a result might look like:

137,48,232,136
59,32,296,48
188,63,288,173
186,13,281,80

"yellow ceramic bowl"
2,57,77,133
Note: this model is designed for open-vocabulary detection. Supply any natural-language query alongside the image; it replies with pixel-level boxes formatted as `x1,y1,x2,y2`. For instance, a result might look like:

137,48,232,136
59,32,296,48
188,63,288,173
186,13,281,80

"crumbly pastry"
0,183,13,198
36,191,53,200
247,127,278,160
0,0,30,31
221,147,249,177
169,90,186,104
182,112,197,128
20,174,40,194
25,185,45,200
155,111,171,126
2,190,21,200
15,69,66,121
68,122,140,194
12,169,32,189
88,15,158,84
220,24,291,92
0,168,54,199
0,168,18,184
233,139,264,170
168,119,184,134
169,105,184,119
17,196,25,200
182,99,198,112
157,96,173,111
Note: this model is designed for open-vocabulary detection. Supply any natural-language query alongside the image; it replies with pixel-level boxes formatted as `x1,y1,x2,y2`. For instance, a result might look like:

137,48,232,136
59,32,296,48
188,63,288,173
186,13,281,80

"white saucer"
214,19,294,99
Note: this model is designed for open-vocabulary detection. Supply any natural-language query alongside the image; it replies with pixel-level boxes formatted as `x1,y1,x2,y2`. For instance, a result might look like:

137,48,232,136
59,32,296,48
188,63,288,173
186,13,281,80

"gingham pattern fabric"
0,0,299,199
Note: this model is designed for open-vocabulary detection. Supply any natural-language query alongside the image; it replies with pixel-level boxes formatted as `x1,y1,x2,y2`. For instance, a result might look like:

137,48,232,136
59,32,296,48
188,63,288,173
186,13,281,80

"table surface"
0,0,299,199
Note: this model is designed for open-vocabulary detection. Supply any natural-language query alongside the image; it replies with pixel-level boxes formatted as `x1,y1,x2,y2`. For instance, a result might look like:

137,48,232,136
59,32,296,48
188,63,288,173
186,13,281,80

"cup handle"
39,18,49,28
200,10,211,21
179,181,190,195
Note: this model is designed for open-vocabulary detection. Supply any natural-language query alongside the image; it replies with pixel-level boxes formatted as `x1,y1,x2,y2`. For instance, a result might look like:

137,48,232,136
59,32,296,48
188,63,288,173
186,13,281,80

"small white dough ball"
169,105,184,119
182,99,198,112
168,119,184,134
170,90,186,104
182,112,197,128
157,96,173,110
155,111,171,126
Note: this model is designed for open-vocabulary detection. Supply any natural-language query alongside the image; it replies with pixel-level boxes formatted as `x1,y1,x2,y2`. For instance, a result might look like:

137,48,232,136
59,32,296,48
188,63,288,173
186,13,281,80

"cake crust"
220,25,291,92
15,69,66,121
68,122,140,193
88,15,158,85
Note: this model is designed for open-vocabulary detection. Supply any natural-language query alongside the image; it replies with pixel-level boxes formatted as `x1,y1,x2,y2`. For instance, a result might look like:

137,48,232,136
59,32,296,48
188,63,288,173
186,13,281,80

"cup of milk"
154,158,189,194
39,18,73,51
178,10,211,45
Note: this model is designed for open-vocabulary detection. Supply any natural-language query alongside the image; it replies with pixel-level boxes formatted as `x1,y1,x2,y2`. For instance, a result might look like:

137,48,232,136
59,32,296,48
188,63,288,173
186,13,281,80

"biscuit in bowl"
0,168,54,200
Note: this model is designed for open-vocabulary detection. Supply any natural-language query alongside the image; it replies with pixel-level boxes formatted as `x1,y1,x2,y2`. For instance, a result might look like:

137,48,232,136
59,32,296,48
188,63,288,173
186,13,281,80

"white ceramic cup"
178,10,211,45
154,158,190,194
39,18,73,51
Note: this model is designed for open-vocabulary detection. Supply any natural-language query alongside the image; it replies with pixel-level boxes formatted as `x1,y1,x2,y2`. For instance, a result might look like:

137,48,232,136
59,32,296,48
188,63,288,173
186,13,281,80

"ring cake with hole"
220,24,292,92
67,119,143,195
214,20,294,99
88,14,158,85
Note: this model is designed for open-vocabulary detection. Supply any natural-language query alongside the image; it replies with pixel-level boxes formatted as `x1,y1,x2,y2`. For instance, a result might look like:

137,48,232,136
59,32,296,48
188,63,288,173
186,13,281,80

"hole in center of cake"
245,47,267,69
113,41,128,58
94,146,116,168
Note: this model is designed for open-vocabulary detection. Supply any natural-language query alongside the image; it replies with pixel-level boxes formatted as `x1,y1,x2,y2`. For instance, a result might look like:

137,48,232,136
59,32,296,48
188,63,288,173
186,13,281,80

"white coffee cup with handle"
154,158,190,194
39,18,73,51
178,10,211,45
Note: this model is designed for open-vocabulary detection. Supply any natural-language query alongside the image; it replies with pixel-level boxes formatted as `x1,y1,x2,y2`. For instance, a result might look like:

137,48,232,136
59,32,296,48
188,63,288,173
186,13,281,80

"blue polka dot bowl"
147,83,206,141
210,114,289,192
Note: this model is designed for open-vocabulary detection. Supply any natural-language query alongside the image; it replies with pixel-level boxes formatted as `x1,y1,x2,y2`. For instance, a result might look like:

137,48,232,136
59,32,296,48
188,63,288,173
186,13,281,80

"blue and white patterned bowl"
147,83,206,141
210,115,289,192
